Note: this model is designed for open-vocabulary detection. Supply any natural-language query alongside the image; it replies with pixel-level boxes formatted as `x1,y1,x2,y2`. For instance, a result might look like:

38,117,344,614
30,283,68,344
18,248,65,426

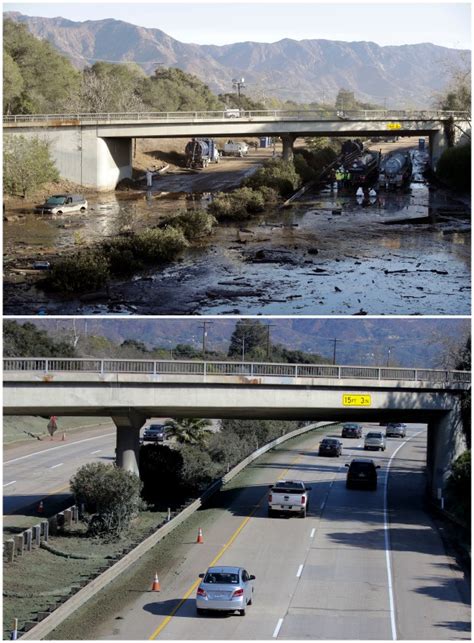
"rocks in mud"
246,249,299,265
307,248,319,255
206,288,264,299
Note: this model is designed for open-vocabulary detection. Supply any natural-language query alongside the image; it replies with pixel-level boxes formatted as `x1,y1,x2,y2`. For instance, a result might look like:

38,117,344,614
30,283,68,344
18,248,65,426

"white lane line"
310,528,316,538
3,481,16,487
91,449,102,455
4,432,115,465
272,618,284,639
383,429,424,641
49,463,64,470
296,564,304,578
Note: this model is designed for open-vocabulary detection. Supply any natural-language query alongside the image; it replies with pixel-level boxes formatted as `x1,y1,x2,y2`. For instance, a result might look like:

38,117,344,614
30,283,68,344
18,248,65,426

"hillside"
5,11,469,108
30,319,469,369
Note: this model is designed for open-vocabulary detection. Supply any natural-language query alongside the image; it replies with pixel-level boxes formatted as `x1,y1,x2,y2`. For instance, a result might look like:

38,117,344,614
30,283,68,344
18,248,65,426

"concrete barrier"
19,421,335,639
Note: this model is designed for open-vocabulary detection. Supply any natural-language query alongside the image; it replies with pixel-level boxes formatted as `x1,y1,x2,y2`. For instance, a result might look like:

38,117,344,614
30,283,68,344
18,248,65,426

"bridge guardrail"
3,358,470,383
3,109,469,125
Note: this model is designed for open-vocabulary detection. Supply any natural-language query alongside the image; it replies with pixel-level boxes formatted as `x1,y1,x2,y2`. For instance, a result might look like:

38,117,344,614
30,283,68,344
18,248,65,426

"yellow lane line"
149,438,318,640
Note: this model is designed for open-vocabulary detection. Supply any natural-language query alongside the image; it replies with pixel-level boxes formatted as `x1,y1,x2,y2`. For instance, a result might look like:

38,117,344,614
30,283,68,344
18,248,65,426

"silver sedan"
196,566,255,616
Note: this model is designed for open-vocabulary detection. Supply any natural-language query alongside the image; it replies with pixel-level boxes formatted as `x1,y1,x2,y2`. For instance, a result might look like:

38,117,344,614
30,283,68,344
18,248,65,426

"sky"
4,1,472,48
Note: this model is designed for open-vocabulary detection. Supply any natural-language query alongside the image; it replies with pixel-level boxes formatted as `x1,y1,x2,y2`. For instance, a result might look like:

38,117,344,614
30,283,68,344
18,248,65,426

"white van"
35,194,88,215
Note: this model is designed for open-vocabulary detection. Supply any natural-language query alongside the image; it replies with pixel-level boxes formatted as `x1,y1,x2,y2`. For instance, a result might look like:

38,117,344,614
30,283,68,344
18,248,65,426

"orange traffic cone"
151,572,161,592
196,528,204,544
37,501,44,514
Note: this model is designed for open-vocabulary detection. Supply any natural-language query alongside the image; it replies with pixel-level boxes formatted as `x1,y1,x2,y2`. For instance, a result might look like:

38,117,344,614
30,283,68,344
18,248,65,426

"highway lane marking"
49,463,64,469
149,435,317,640
4,431,115,465
91,450,102,454
310,528,316,538
383,429,424,641
273,618,284,638
296,564,304,578
3,481,16,487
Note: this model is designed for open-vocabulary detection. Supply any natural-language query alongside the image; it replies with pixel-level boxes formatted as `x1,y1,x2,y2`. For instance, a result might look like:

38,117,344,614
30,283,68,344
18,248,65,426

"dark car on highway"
318,437,343,457
342,423,363,438
142,424,167,442
345,458,380,490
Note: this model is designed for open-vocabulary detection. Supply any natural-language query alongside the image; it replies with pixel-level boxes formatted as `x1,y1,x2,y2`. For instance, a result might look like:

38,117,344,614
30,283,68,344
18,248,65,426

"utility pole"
199,321,213,359
265,323,275,360
332,338,340,366
232,77,245,107
386,346,392,367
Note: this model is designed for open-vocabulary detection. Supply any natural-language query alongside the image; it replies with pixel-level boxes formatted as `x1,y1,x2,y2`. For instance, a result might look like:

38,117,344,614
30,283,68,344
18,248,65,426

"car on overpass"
345,458,381,490
196,566,256,616
341,423,363,438
318,437,343,457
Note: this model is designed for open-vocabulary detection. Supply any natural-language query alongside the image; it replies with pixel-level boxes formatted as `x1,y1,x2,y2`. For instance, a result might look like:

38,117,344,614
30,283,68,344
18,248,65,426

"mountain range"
5,11,470,108
34,319,468,369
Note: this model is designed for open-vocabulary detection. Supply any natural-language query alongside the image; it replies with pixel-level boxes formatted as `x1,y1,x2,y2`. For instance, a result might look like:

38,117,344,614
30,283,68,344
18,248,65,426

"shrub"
3,135,59,197
180,445,219,493
436,144,471,192
48,250,110,293
208,187,267,221
133,227,189,263
446,450,471,525
139,444,185,505
159,208,217,239
243,158,301,196
70,462,142,539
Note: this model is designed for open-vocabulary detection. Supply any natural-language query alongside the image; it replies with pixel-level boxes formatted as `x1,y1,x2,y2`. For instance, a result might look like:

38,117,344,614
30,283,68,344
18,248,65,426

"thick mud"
3,149,470,316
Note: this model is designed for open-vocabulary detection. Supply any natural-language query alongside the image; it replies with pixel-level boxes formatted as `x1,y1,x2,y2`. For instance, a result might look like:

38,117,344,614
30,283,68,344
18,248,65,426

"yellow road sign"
387,123,402,130
342,394,372,407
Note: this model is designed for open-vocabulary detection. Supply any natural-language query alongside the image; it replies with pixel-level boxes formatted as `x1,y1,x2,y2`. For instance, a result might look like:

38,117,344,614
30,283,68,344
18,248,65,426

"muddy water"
3,155,470,316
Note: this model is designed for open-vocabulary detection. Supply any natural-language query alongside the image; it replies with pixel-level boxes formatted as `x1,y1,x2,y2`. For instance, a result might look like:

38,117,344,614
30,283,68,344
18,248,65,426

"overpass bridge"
3,358,470,498
4,109,469,190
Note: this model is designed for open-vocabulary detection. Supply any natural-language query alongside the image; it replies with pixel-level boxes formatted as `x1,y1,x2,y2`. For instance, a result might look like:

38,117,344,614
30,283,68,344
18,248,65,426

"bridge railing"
3,358,470,384
3,109,469,125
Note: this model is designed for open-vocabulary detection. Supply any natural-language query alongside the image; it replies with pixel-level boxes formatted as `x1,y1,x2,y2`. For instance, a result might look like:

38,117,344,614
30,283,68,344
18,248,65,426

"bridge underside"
5,116,459,189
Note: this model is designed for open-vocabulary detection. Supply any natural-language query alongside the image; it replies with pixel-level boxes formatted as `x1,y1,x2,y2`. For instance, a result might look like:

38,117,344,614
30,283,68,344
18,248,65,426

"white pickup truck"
222,140,249,157
268,480,311,518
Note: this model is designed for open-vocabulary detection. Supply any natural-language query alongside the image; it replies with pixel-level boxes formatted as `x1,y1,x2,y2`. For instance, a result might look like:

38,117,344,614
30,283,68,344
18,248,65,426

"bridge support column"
112,411,146,476
429,129,448,170
426,400,466,501
281,134,296,162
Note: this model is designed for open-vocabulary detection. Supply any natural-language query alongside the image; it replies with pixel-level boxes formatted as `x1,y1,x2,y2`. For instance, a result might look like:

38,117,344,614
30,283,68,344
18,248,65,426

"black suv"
341,423,362,438
143,424,167,442
318,438,343,457
345,458,380,490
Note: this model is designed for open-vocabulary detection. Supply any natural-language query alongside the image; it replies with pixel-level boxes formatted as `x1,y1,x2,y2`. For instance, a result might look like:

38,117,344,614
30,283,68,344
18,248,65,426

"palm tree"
163,418,213,446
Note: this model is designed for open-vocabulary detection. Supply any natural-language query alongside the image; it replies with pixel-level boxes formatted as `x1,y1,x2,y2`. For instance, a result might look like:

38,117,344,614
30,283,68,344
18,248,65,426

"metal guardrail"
3,358,471,383
3,109,469,125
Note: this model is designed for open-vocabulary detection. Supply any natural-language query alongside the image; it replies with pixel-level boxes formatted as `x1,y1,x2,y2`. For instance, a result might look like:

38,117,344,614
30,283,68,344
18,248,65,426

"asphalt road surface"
87,423,469,640
3,427,116,514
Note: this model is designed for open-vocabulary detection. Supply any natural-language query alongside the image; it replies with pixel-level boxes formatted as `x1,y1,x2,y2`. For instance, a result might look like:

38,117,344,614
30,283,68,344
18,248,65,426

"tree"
3,51,23,114
70,462,142,538
3,19,80,114
228,320,269,360
3,134,59,197
71,63,146,113
446,451,470,526
3,320,76,357
163,417,213,445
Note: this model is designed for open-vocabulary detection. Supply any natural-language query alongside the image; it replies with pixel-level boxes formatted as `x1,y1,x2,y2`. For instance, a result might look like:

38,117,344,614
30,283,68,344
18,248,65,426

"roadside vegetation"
3,135,60,197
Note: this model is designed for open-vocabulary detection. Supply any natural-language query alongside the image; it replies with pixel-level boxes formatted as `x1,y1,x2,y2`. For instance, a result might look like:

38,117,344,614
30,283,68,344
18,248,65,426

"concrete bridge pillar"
429,129,448,169
112,411,146,476
281,134,296,162
426,399,466,501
